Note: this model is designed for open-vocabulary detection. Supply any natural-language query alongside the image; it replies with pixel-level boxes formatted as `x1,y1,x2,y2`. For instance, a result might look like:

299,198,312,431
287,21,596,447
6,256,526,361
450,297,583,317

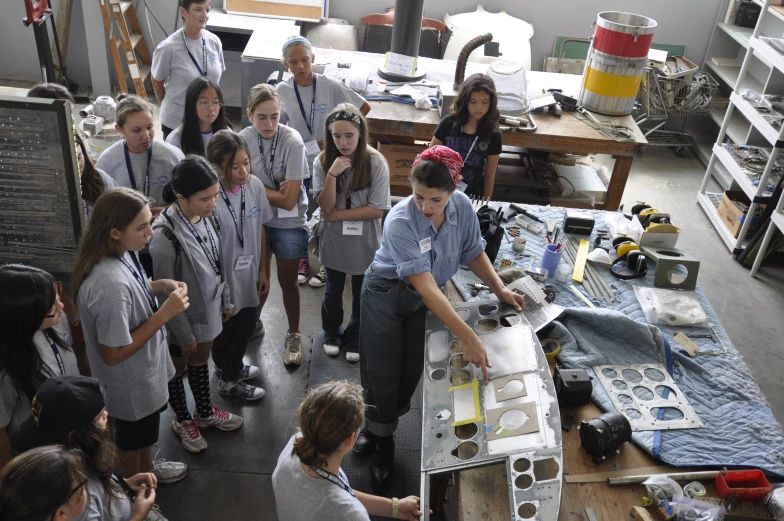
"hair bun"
116,94,128,103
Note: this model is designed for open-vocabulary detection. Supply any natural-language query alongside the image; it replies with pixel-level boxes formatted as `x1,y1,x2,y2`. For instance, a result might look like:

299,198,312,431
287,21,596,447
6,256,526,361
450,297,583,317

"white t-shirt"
152,28,225,129
165,125,213,155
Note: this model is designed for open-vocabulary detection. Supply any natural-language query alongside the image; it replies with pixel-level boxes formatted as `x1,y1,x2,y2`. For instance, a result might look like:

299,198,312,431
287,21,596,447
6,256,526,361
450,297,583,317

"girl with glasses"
0,265,78,469
165,77,232,157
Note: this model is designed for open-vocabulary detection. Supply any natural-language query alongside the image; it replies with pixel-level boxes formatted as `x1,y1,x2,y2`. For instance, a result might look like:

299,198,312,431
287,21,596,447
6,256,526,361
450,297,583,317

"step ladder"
99,0,152,96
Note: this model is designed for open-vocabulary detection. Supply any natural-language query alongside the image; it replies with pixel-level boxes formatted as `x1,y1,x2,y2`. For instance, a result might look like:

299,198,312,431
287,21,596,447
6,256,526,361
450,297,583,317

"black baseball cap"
10,375,105,453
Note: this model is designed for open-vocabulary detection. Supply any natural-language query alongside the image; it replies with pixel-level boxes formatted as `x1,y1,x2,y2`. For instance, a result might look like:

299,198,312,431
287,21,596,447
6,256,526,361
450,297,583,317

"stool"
640,246,700,290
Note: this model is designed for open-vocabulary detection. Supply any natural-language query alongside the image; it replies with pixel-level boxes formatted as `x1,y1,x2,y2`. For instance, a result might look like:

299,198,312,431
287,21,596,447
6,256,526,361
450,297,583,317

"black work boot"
370,435,395,493
353,428,378,454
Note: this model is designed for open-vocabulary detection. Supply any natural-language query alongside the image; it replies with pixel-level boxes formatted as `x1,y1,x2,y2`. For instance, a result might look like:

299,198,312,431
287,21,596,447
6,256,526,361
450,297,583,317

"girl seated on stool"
165,77,232,156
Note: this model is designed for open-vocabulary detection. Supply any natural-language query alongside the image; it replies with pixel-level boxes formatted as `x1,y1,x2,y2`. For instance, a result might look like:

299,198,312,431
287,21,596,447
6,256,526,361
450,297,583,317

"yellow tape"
449,378,483,427
572,239,590,283
541,338,561,359
583,67,643,98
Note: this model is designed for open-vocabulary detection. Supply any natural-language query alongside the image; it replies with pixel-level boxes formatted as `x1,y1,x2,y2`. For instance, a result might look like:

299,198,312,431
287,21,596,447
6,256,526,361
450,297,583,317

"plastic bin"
714,470,771,502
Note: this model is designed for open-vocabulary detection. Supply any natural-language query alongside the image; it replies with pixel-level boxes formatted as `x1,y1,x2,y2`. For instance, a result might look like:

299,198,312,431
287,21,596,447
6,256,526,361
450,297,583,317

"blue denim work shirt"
371,191,487,287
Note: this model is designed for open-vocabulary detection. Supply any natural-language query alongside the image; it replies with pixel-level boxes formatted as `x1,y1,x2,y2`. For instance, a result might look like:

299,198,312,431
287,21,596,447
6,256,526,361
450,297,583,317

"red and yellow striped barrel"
579,12,657,116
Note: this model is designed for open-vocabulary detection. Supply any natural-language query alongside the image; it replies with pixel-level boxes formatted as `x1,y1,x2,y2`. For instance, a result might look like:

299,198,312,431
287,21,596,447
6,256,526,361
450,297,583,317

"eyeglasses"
197,101,223,108
44,282,63,318
66,478,88,503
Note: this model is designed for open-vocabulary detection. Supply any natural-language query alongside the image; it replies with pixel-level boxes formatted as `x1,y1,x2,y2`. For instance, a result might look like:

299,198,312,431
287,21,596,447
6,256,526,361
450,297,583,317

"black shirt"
433,114,502,196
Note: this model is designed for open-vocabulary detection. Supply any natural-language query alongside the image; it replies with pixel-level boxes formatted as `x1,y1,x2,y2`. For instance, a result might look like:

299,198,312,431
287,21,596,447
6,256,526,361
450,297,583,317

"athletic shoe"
214,364,259,382
152,455,188,484
193,404,244,431
171,420,207,453
284,331,303,366
309,267,327,288
345,342,360,363
323,332,341,356
218,379,265,401
298,258,309,284
145,504,168,521
251,320,265,339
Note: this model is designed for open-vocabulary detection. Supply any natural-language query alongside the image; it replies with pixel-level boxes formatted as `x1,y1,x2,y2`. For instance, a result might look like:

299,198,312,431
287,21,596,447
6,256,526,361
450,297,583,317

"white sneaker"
345,343,360,363
214,364,259,382
251,320,265,339
193,404,244,431
323,341,340,356
145,504,168,521
218,379,265,401
152,455,188,484
171,420,207,453
284,331,303,366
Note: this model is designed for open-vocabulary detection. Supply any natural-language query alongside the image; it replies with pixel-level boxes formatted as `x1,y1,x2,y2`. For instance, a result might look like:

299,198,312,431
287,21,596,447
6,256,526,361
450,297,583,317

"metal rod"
563,242,599,300
609,471,720,485
390,0,425,58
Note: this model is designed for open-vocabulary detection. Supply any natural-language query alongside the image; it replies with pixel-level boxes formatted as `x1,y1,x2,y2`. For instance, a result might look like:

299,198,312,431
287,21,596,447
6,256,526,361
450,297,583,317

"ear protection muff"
612,235,632,248
631,203,652,215
613,236,641,258
611,249,648,280
642,213,671,227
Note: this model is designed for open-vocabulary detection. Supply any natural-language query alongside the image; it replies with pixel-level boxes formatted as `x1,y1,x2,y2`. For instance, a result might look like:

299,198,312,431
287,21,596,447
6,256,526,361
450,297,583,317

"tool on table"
571,239,590,283
683,481,707,498
470,282,490,296
580,411,632,464
516,217,544,234
554,367,592,405
569,285,595,308
563,209,595,235
509,203,543,223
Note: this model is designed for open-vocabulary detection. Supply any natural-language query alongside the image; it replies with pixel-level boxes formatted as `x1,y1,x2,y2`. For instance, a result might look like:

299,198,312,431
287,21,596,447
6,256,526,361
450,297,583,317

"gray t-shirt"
313,152,390,275
276,74,366,175
238,124,309,230
0,314,77,433
77,254,174,422
272,434,369,521
151,28,225,130
73,475,132,521
214,176,274,316
84,169,117,220
96,139,184,207
165,125,213,154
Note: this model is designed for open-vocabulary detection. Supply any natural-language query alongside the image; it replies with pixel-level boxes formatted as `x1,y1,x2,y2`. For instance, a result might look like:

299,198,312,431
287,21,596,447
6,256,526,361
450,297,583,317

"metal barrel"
578,11,657,116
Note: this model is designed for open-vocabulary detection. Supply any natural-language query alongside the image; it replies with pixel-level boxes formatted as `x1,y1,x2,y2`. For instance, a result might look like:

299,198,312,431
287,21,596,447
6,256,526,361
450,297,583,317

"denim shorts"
266,226,308,260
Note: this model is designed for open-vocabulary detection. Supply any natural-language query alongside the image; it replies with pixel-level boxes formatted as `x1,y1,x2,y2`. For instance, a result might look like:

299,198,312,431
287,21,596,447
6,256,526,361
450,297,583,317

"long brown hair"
451,73,500,137
72,187,151,298
292,381,364,468
318,103,382,193
67,423,121,507
76,133,106,205
0,446,86,521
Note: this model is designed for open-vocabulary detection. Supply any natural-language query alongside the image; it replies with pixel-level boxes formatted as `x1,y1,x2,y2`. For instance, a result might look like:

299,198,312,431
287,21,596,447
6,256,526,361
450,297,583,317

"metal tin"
594,11,657,59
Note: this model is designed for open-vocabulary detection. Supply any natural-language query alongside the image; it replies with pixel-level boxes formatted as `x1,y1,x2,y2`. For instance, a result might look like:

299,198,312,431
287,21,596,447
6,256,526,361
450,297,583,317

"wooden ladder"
99,0,152,96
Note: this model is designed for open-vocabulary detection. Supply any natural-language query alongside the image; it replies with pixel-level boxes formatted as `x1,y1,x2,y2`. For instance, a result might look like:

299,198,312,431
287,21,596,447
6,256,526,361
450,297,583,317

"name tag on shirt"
456,181,468,193
419,237,432,254
278,207,299,219
234,255,254,271
343,221,363,235
304,140,320,156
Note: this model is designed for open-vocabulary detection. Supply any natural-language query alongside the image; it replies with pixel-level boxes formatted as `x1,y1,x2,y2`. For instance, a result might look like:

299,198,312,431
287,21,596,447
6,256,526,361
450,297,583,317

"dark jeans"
322,267,363,346
161,124,174,141
212,306,257,381
359,267,427,437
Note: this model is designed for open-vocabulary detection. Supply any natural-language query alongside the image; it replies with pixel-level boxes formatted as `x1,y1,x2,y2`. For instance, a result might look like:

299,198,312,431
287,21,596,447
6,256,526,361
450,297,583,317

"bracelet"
392,497,399,519
328,172,338,177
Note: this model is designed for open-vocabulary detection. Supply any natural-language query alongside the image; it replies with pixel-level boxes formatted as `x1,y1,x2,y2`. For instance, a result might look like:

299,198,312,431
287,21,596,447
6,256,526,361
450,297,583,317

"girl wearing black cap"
11,375,164,521
0,264,79,469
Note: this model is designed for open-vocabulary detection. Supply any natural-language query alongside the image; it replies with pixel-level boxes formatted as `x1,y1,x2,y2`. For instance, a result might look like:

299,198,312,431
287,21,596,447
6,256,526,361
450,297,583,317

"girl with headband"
276,36,371,286
355,145,525,492
312,104,390,362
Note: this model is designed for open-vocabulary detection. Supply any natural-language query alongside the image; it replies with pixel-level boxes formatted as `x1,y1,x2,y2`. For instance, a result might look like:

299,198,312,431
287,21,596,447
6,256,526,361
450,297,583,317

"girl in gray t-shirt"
150,156,242,454
164,77,232,157
313,105,390,362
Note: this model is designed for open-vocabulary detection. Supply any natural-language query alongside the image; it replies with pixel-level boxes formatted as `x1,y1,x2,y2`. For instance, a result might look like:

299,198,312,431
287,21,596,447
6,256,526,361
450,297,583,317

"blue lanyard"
311,466,355,498
174,204,223,276
460,127,480,166
42,331,65,376
119,252,158,312
293,74,317,136
219,184,245,251
181,29,207,77
257,131,279,187
123,143,153,196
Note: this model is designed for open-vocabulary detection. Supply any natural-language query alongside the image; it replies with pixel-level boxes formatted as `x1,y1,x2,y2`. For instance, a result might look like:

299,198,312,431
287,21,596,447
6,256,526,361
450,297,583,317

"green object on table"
550,36,687,60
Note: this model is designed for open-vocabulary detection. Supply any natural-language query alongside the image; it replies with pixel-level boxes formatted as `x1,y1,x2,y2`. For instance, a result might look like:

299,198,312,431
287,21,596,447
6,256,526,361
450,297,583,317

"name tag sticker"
456,182,468,193
278,207,299,219
304,140,320,156
419,237,432,254
343,221,363,235
234,255,254,271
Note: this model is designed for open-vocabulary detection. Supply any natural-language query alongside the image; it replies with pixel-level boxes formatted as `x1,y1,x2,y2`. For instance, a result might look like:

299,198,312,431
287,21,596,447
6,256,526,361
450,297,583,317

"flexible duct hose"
454,33,493,90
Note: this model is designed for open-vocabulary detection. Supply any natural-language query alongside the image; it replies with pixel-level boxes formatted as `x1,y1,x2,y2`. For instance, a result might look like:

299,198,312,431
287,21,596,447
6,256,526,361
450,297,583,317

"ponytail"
163,155,219,204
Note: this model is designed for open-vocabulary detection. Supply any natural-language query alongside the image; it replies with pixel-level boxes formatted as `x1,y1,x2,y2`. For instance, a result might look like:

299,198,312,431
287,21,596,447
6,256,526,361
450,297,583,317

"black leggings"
212,306,257,381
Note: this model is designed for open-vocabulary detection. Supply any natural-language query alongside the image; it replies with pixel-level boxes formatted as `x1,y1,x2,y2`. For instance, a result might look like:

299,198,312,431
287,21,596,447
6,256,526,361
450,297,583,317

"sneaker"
218,379,265,401
298,258,309,284
171,420,207,453
323,332,341,357
145,504,168,521
152,455,188,484
193,404,244,431
309,266,326,288
214,364,259,382
251,319,265,339
345,342,360,363
284,331,303,366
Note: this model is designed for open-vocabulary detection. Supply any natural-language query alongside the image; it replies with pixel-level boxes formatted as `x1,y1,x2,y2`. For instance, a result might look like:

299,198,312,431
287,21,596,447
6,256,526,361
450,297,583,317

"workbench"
309,48,647,211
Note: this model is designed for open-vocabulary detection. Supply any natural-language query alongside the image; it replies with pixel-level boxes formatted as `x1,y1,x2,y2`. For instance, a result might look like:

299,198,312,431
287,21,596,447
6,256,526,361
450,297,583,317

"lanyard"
460,127,480,166
175,204,223,276
311,466,355,497
42,331,65,376
119,252,159,312
123,143,153,196
257,131,279,187
113,472,136,499
345,183,352,210
219,184,245,251
181,29,207,77
83,199,89,221
293,74,317,137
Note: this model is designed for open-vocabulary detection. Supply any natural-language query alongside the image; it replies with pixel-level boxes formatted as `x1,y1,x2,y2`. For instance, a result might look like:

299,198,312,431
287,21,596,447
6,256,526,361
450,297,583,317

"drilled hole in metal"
450,369,471,385
518,503,537,519
455,423,478,440
515,474,534,490
430,369,446,380
622,369,643,383
451,441,479,460
513,458,531,472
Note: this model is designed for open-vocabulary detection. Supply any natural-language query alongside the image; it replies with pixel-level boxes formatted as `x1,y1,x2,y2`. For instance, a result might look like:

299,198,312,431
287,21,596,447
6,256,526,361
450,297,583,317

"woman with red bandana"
355,146,526,492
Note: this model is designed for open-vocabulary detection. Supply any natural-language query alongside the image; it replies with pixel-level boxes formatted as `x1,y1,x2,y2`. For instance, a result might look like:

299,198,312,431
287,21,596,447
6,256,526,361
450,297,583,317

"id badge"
234,255,254,271
278,207,299,219
213,280,226,300
419,237,432,254
304,140,320,156
456,181,468,193
342,221,363,236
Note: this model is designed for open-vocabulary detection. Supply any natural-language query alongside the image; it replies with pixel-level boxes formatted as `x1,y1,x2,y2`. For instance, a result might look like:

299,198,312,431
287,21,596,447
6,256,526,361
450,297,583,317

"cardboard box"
717,190,767,238
640,223,679,249
378,142,428,197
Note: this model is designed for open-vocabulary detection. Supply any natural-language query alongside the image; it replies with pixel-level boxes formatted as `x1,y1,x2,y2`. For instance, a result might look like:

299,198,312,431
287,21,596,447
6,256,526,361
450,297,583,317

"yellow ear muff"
616,242,640,257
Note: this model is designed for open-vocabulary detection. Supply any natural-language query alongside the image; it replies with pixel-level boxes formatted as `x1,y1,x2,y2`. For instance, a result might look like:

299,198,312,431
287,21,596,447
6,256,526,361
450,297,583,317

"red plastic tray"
715,470,771,502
